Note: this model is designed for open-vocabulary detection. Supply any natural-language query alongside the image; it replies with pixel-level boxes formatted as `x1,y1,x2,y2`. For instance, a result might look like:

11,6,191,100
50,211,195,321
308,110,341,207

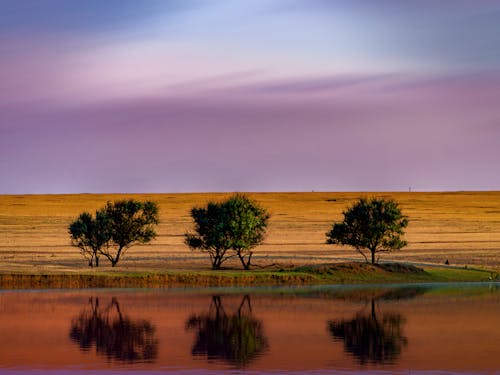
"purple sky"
1,0,500,193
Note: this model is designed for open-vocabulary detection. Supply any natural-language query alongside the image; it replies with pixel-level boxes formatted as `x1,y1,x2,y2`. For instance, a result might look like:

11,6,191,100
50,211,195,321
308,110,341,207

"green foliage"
185,201,232,270
100,200,159,267
68,211,109,267
185,194,269,270
69,200,159,267
326,198,408,264
224,194,270,269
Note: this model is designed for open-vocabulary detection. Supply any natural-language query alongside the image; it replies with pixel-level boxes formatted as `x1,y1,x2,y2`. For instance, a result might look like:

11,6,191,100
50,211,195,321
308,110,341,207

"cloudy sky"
1,0,499,193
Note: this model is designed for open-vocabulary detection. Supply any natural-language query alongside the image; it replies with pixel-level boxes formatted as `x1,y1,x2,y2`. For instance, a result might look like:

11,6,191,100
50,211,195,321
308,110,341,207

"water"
0,283,499,374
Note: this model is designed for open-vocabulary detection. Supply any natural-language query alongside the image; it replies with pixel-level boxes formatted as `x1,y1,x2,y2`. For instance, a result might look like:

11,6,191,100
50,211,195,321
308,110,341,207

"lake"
0,283,499,374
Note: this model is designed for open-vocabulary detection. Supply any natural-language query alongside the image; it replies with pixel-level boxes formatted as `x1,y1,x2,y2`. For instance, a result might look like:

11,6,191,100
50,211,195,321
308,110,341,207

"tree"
326,197,408,264
224,194,270,270
68,211,109,267
99,200,159,267
185,194,269,270
185,201,232,270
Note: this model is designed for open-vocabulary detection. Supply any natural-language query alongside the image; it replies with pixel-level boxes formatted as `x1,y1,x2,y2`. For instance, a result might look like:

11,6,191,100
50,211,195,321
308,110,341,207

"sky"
1,0,500,193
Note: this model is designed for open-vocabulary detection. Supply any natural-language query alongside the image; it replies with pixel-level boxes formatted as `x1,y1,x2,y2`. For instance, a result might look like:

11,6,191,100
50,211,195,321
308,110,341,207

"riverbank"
0,262,496,289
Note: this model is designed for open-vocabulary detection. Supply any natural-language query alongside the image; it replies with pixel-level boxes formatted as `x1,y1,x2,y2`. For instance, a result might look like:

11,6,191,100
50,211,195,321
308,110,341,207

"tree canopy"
223,194,270,269
68,200,159,267
185,201,231,270
100,200,159,267
326,197,408,264
185,194,269,270
68,211,109,267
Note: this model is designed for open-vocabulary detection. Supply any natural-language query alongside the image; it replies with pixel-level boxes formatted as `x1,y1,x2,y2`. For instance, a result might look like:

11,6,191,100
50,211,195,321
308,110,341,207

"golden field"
0,192,499,274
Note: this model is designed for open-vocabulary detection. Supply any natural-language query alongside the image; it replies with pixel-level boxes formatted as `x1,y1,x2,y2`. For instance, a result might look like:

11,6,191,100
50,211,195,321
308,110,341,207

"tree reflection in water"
69,297,158,363
328,299,407,365
186,295,268,368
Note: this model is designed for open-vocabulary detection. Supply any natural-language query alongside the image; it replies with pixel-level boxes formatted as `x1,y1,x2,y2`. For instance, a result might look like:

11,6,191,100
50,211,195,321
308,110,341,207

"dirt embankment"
1,262,491,290
0,272,317,289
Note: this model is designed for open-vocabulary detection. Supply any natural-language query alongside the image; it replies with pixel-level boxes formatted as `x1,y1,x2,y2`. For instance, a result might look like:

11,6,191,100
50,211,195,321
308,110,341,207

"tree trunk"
238,251,252,270
111,246,124,267
211,248,227,270
371,249,376,265
95,256,99,267
212,255,222,270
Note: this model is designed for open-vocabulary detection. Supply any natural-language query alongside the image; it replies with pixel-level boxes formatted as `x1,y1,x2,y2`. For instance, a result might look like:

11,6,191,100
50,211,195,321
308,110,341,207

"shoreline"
0,263,496,290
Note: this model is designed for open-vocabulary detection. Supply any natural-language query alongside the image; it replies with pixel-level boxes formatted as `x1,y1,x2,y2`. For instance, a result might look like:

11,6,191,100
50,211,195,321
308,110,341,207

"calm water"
0,283,499,374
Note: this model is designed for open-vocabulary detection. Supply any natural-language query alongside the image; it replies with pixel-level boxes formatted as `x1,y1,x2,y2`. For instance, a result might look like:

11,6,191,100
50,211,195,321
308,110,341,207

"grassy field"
0,192,499,277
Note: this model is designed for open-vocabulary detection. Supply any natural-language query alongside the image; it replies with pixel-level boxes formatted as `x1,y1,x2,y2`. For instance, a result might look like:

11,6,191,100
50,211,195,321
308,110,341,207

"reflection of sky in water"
329,301,407,365
186,295,269,367
69,297,158,363
0,284,499,373
0,370,490,375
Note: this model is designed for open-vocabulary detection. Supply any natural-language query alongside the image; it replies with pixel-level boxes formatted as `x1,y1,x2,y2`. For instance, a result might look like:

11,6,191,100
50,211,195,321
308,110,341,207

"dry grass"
0,192,499,274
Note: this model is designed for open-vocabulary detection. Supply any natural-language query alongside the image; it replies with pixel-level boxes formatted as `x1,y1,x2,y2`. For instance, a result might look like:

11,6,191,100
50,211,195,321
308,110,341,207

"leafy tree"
99,200,159,267
185,194,269,270
68,211,109,267
326,197,408,264
224,194,270,270
185,201,232,270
